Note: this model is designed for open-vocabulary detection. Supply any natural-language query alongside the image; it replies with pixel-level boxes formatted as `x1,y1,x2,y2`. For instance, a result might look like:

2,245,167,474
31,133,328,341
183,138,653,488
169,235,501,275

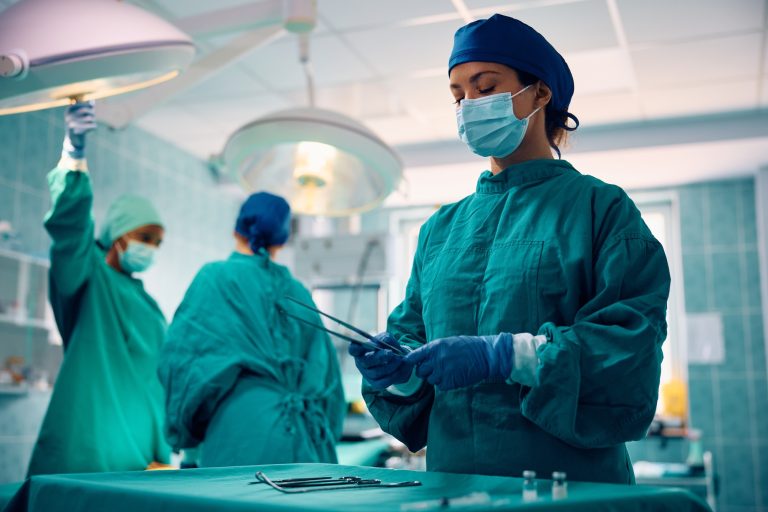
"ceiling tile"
632,33,762,88
305,35,378,86
134,104,214,137
618,0,764,45
567,91,642,127
238,34,375,91
388,75,456,114
237,35,308,90
465,0,565,9
169,65,267,104
567,47,634,95
639,79,759,118
343,20,464,77
150,0,264,18
761,76,768,106
178,93,293,132
364,115,439,146
489,0,617,53
318,0,456,31
284,81,403,118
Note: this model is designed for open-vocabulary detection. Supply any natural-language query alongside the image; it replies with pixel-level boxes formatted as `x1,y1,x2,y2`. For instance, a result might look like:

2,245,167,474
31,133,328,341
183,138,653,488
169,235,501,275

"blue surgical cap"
98,195,163,248
448,14,575,112
235,192,291,253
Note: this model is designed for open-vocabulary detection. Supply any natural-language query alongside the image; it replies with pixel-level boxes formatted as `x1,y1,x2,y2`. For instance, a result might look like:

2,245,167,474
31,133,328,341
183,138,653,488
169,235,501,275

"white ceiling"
1,0,767,197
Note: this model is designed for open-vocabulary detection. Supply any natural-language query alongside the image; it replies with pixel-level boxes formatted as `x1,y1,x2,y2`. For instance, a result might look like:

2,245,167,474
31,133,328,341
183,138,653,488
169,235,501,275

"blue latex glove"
348,332,413,390
404,334,514,391
63,101,96,159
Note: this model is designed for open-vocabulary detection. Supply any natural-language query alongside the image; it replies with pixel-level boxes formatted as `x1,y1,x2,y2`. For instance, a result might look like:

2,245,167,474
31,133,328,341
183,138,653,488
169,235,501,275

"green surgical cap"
98,195,163,247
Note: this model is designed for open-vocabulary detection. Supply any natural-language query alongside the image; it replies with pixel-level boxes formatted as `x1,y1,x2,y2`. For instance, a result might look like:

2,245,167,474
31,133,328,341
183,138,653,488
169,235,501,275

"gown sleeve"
523,187,671,449
43,165,99,348
362,223,435,453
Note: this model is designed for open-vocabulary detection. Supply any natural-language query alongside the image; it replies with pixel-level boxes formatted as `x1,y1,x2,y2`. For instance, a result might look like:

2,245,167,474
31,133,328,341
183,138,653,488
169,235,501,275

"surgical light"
222,107,403,217
0,0,195,116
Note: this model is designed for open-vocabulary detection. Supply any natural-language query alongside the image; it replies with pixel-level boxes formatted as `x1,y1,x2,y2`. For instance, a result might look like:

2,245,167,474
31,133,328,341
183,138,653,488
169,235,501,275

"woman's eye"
479,86,495,94
453,98,463,105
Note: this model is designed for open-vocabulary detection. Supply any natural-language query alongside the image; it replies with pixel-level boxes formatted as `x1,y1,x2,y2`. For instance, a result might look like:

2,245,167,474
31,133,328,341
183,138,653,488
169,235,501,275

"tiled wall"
678,179,767,512
0,108,241,482
626,178,767,512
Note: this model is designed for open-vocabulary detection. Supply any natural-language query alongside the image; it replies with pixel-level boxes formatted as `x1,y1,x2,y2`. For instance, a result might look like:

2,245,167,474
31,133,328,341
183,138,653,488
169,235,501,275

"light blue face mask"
456,85,541,158
118,240,157,273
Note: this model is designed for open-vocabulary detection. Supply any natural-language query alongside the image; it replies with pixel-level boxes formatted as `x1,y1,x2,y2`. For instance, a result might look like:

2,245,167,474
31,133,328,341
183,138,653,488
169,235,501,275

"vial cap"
523,470,536,479
552,472,567,481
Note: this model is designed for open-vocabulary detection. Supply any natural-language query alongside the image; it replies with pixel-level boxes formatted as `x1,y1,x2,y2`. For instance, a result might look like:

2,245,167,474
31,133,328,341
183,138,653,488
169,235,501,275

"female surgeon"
159,192,345,467
349,14,671,484
28,102,170,475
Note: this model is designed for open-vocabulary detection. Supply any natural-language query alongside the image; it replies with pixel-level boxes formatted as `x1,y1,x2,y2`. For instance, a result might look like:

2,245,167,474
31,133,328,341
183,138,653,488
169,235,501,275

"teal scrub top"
27,166,170,476
363,159,670,484
158,252,346,467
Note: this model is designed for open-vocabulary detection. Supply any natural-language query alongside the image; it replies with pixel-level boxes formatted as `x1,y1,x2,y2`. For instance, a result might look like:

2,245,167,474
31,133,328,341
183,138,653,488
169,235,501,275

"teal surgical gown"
28,166,170,476
363,159,670,484
158,252,346,467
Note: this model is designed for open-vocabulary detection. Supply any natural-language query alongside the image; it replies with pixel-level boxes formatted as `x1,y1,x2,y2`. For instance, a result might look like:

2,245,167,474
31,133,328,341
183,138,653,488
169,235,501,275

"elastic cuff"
58,154,88,172
506,333,547,387
386,368,423,397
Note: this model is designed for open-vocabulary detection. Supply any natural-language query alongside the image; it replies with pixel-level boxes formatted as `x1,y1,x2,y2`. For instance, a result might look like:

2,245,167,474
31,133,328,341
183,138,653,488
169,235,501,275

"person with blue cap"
28,102,170,476
348,14,670,484
158,192,345,468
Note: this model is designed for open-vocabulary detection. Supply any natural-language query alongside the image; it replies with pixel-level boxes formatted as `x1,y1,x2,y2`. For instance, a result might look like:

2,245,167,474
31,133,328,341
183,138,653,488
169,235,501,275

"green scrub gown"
363,159,670,484
158,252,346,467
27,166,170,476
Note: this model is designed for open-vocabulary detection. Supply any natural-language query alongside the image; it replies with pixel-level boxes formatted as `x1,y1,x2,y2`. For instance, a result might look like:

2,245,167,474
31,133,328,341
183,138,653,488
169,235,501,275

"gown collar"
475,159,576,194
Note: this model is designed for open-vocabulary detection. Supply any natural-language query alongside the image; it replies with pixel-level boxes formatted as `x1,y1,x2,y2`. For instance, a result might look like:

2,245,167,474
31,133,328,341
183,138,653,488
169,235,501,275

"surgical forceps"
279,296,408,355
253,472,421,493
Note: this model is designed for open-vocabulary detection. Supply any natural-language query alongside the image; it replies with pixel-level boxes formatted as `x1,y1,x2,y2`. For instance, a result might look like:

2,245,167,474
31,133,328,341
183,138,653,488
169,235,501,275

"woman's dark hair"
515,69,579,158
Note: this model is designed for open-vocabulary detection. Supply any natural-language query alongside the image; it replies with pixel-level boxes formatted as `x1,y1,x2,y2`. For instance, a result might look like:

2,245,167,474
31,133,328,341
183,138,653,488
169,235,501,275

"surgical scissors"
279,296,408,355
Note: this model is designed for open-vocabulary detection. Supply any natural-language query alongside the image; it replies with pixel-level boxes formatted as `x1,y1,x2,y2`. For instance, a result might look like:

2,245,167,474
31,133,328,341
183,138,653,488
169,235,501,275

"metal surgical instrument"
253,472,422,493
280,296,408,355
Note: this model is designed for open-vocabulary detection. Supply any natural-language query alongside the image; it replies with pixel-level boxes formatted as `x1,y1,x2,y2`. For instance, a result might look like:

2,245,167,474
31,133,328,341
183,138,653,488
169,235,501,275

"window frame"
630,191,689,420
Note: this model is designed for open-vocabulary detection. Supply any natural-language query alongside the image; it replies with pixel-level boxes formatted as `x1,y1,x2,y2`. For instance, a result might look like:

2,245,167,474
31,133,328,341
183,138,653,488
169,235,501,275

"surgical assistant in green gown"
158,251,346,467
363,159,670,483
27,165,170,476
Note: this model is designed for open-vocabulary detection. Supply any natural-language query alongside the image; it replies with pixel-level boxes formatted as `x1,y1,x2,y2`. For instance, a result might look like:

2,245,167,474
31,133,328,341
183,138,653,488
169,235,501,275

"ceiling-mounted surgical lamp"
222,107,403,217
0,0,195,116
220,0,403,217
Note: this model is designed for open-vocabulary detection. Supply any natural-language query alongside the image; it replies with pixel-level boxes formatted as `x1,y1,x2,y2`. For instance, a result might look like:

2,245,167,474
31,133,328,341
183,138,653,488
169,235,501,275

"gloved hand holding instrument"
279,296,413,390
62,100,96,159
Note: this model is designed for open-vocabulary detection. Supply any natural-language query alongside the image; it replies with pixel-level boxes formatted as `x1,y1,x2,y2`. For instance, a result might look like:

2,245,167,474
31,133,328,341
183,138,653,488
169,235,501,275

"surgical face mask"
117,240,157,273
456,85,541,158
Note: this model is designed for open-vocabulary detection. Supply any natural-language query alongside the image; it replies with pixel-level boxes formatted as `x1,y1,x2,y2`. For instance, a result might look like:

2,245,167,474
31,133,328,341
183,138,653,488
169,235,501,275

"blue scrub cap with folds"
98,195,163,248
448,14,575,112
235,192,291,253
